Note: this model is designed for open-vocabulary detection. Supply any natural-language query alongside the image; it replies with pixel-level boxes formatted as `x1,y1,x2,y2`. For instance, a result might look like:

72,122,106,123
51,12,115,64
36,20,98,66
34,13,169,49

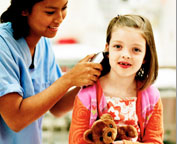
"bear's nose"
107,132,112,137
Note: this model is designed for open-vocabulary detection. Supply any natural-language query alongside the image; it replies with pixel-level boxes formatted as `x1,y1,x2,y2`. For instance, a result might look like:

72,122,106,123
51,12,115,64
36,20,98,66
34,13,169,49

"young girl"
69,14,163,144
0,0,102,143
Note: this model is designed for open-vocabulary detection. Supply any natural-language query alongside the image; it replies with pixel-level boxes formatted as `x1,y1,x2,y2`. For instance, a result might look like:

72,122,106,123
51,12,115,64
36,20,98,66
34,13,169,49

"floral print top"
106,96,140,141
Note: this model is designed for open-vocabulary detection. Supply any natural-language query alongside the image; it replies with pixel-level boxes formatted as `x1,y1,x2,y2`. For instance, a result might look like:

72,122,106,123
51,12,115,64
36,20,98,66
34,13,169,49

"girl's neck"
99,72,137,98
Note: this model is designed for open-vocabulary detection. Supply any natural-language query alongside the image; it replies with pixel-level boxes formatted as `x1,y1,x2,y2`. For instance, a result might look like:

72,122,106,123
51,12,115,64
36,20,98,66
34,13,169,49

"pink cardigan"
69,80,164,144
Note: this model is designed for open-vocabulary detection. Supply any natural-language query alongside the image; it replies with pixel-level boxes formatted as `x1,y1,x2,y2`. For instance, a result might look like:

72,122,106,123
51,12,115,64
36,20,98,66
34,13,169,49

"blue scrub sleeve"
0,38,23,97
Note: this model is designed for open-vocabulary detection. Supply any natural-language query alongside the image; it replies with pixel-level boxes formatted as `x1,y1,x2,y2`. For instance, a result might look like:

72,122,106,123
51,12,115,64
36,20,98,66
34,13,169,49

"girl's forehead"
111,26,144,39
110,26,146,46
112,26,143,33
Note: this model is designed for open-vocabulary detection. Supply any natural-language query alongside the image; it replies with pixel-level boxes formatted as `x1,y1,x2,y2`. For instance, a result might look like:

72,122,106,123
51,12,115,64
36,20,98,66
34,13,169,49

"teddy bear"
84,113,137,144
84,113,117,144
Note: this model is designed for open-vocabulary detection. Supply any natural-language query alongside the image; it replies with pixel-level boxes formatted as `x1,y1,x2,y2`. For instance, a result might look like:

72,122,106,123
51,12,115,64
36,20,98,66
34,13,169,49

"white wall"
0,0,10,15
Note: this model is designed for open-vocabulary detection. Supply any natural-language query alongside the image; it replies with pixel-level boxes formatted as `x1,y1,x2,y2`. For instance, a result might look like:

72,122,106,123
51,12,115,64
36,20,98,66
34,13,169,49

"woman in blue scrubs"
0,0,102,143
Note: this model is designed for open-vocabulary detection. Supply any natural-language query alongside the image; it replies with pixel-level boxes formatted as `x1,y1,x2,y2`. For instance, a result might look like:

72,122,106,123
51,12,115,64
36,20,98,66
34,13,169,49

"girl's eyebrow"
112,40,144,47
45,1,68,9
132,43,145,47
112,40,123,43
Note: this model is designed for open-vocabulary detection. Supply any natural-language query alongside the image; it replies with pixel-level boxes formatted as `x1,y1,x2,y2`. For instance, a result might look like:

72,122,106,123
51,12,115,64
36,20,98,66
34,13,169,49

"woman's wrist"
61,71,75,88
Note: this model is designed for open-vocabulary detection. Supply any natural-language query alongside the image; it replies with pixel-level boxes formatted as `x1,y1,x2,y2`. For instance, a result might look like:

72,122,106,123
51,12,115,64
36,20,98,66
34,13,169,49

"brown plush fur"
116,125,138,140
84,114,137,144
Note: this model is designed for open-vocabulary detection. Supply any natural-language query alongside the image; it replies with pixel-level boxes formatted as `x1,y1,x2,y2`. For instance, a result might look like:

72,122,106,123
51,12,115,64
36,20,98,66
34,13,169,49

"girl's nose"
122,49,131,59
122,55,130,59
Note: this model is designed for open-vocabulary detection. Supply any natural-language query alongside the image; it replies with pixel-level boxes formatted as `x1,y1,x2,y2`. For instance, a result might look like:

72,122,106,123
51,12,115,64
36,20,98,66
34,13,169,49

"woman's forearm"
50,86,81,117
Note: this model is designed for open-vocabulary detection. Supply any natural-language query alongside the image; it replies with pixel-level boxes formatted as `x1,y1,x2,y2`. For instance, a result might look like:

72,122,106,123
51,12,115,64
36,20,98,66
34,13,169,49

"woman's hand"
65,54,103,87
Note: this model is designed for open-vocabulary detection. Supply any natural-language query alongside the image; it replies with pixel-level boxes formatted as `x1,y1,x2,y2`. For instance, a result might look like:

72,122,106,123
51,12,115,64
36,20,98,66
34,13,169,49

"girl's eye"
133,48,141,52
114,45,121,49
45,11,55,15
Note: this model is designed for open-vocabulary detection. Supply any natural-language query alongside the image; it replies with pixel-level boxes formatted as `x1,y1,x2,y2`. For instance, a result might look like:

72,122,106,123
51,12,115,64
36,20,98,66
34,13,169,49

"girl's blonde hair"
105,14,158,90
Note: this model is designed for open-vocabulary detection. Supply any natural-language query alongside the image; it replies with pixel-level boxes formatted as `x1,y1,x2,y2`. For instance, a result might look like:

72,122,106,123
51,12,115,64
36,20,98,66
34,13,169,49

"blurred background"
0,0,176,144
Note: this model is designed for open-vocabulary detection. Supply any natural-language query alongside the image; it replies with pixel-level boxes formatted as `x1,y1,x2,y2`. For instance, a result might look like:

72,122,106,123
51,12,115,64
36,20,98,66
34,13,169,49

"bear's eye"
100,137,103,141
109,124,113,128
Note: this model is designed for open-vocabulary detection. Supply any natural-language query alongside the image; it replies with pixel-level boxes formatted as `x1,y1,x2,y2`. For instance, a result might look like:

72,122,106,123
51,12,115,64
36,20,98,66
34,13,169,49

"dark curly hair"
0,0,43,40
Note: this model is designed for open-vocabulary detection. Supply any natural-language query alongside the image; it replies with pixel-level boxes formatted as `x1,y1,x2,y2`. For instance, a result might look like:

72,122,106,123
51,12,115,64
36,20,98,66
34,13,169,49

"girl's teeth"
120,62,130,65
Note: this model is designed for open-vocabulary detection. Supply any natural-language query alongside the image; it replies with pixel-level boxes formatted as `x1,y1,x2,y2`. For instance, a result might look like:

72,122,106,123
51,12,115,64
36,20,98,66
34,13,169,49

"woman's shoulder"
0,23,17,53
0,22,13,37
0,22,17,50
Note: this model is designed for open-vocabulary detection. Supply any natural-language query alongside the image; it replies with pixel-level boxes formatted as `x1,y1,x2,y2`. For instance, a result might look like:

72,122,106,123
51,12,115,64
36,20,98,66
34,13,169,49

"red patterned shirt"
106,96,140,141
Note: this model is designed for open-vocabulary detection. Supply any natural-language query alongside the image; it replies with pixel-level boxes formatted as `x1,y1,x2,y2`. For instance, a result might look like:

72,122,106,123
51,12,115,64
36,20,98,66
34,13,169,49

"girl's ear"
104,43,109,58
104,43,109,52
21,10,29,16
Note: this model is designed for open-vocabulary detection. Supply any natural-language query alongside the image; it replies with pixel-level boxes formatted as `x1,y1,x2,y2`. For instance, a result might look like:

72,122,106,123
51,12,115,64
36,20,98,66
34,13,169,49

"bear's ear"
101,113,113,120
84,129,94,143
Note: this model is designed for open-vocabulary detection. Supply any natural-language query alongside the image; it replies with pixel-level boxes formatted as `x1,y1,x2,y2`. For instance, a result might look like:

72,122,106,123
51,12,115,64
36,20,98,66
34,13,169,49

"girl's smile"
118,61,132,69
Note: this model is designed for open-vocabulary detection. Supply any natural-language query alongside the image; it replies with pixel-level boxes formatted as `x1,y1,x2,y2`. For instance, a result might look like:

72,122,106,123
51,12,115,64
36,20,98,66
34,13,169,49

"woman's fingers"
66,62,102,87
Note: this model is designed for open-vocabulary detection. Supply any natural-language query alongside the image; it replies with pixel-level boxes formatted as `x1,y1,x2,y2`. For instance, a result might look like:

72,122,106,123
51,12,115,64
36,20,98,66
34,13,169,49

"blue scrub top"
0,23,62,144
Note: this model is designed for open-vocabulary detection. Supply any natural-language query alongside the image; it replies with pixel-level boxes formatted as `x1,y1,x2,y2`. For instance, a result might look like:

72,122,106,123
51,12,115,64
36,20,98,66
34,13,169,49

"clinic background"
0,0,176,144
